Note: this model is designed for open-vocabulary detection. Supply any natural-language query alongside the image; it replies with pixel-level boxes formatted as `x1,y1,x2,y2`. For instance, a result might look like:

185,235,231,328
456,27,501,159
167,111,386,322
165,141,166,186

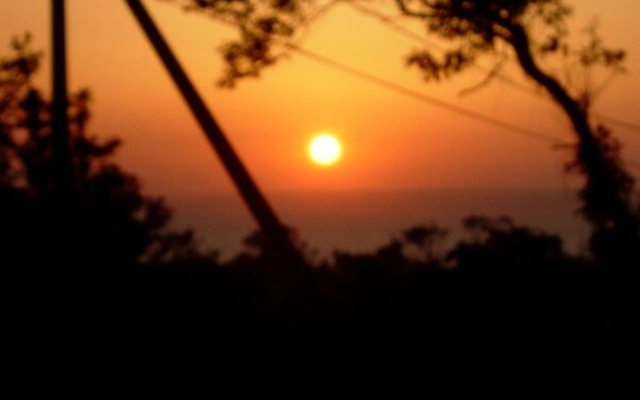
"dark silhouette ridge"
21,217,610,349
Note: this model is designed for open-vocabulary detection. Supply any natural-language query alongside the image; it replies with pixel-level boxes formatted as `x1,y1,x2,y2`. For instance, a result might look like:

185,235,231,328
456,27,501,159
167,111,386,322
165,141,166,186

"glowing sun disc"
308,134,342,166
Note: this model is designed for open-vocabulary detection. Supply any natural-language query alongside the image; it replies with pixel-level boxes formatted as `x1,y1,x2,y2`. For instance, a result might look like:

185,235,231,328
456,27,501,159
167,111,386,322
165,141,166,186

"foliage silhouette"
0,35,207,269
171,0,640,267
447,215,570,271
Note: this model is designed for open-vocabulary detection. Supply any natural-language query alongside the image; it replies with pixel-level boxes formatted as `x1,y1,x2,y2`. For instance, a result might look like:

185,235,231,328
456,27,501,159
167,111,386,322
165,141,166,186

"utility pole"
51,0,71,194
124,0,306,268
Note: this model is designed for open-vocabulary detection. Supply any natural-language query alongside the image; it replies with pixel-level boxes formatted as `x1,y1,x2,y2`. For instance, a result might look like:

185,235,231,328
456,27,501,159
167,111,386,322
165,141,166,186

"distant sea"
168,189,591,261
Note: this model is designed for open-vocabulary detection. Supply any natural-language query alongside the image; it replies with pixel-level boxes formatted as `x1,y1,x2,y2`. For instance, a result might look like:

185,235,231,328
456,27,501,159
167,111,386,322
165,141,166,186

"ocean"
168,188,591,261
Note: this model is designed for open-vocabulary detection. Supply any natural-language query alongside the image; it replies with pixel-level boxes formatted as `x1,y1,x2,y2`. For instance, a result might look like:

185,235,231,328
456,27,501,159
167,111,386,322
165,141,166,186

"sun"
308,133,342,166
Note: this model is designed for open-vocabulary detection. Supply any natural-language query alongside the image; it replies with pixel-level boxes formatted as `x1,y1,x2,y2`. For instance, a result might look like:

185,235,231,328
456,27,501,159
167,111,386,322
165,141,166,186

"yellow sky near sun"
0,0,639,197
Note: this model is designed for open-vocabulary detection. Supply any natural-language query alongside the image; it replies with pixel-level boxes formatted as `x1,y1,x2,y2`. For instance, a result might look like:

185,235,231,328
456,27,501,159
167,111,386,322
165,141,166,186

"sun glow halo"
308,133,342,166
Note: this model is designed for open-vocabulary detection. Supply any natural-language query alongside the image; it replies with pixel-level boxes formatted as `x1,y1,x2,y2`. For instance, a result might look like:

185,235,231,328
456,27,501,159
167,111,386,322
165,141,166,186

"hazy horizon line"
165,185,584,198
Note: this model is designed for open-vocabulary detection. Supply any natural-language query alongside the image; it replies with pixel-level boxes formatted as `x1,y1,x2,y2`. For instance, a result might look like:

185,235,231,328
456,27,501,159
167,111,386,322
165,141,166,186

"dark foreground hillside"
7,217,633,355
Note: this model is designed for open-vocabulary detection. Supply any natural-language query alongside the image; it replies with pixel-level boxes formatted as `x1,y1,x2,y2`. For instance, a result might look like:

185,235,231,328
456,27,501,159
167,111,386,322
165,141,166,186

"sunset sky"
1,0,639,199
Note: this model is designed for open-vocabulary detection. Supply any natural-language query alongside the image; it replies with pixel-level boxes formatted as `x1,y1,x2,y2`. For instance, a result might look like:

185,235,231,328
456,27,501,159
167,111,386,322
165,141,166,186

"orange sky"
1,0,639,199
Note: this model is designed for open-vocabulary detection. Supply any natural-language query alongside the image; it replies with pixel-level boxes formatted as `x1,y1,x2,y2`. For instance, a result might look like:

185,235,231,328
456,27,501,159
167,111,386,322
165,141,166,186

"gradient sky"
1,0,639,199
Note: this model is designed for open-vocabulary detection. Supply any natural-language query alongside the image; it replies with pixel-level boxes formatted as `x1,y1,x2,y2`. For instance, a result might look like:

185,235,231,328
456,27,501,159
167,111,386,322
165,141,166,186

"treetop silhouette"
0,35,204,267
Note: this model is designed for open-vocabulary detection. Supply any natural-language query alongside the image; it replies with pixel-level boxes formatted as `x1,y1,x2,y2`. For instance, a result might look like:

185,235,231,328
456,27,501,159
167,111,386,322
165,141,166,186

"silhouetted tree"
0,35,205,269
171,0,639,268
447,215,571,271
400,223,448,265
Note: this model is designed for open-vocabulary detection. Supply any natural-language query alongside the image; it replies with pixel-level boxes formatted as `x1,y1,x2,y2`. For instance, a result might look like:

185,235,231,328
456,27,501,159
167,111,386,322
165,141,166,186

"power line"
289,43,573,144
202,12,565,144
286,43,568,146
288,43,640,172
594,113,640,133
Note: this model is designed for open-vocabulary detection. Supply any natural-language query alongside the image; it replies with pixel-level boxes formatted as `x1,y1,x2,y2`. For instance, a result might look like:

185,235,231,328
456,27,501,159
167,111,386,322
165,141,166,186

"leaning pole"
124,0,305,268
